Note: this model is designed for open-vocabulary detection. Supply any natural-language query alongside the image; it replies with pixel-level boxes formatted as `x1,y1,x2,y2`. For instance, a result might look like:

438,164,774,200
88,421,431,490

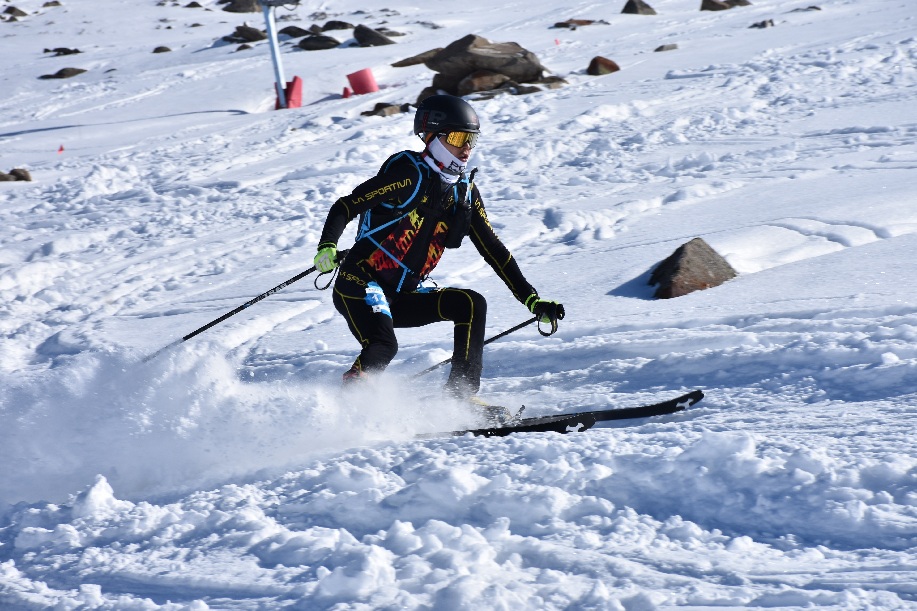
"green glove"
314,243,338,273
525,294,565,324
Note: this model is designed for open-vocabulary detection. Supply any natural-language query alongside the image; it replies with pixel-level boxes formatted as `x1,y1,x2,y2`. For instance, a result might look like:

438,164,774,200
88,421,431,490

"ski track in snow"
2,0,917,608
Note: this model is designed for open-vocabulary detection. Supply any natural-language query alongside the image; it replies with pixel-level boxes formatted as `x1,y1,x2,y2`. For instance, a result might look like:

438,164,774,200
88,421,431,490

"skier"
313,94,564,404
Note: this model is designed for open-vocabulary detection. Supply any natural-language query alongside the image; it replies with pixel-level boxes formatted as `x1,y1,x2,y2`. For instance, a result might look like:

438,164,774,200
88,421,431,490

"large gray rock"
649,238,737,298
424,34,546,82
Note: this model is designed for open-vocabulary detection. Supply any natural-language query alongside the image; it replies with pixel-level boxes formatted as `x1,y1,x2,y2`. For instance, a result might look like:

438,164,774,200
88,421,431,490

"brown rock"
587,56,621,75
360,102,411,117
278,25,310,39
537,75,568,89
153,46,171,53
700,0,732,11
0,172,16,182
553,19,597,29
725,0,752,5
649,238,737,298
353,24,396,47
222,0,259,13
425,34,546,83
701,0,732,10
654,43,679,52
224,24,266,43
4,6,29,17
457,70,511,96
322,20,354,31
415,86,440,105
39,67,86,79
9,168,32,181
44,47,81,56
622,0,657,15
297,34,340,51
431,72,460,95
392,48,443,68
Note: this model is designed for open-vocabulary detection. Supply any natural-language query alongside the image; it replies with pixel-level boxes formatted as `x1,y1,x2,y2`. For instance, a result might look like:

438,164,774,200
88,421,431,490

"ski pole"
142,250,348,363
413,316,538,378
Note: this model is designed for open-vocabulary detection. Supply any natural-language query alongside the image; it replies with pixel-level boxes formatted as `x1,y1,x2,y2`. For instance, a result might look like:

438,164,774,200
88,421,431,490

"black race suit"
317,150,537,397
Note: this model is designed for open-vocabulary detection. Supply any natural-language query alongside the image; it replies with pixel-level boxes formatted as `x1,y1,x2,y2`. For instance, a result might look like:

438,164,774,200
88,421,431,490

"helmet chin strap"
423,136,468,184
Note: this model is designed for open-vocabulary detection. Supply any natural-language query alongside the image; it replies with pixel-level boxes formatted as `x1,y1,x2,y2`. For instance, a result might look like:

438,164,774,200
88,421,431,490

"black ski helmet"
414,94,480,139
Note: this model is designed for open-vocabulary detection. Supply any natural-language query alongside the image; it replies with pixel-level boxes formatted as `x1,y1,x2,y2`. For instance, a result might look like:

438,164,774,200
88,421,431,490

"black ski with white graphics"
426,389,704,438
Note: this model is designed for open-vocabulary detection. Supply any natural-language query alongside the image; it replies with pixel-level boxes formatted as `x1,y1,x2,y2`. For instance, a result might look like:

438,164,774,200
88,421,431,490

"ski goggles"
441,131,480,149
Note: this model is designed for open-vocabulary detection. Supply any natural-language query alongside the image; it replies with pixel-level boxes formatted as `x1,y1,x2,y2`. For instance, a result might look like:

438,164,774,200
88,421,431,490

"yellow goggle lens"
442,131,479,149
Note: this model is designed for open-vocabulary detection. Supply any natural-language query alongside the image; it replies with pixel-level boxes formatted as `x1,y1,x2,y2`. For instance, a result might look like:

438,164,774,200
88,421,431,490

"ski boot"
468,396,520,427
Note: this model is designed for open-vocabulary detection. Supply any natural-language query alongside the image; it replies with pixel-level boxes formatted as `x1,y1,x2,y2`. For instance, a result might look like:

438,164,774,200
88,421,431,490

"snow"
1,0,916,608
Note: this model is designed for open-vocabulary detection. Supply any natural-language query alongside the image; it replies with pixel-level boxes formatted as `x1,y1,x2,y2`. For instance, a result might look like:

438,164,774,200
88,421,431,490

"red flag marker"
58,145,64,153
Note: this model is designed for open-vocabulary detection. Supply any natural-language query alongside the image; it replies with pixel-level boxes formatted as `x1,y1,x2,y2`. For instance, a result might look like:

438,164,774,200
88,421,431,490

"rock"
552,19,604,29
649,238,737,299
43,1,63,7
587,56,621,75
222,0,259,13
392,48,443,68
749,19,774,28
431,72,460,95
725,0,752,5
360,102,411,117
223,24,266,43
44,47,81,56
278,25,311,39
153,46,171,53
700,0,732,10
425,34,546,83
236,43,252,51
9,168,32,181
185,1,202,7
4,6,28,17
789,5,821,12
297,35,340,51
0,172,16,182
416,86,440,105
457,70,511,96
654,43,679,52
353,24,396,47
322,20,354,31
622,0,657,16
39,67,86,79
537,75,568,89
376,26,405,38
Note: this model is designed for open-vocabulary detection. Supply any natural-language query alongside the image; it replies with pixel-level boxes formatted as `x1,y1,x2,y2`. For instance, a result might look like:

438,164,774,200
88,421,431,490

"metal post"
261,2,287,108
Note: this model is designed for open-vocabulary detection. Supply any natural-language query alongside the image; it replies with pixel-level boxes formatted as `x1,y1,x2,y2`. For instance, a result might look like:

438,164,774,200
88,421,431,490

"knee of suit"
360,335,398,371
369,334,399,366
446,288,487,323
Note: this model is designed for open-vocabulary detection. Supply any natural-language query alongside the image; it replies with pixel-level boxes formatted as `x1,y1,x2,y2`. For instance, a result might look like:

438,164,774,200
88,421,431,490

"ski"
419,389,704,438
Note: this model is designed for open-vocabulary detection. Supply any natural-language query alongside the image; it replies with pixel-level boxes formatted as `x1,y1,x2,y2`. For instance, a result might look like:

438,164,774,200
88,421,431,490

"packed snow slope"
2,0,916,608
